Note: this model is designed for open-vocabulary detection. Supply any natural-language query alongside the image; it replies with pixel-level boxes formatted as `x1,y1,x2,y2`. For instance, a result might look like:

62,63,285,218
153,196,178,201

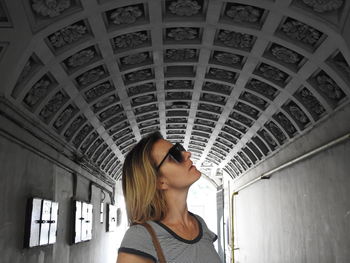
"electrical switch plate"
25,198,59,248
27,198,42,247
74,201,82,243
48,202,59,244
100,203,104,224
39,200,51,245
107,204,117,232
73,200,93,243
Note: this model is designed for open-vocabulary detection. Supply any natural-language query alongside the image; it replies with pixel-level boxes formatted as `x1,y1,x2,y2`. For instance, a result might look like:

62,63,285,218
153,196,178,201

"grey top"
118,212,221,263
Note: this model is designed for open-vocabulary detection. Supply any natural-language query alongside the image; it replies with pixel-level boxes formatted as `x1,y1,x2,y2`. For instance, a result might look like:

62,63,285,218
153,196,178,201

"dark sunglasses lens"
169,144,185,162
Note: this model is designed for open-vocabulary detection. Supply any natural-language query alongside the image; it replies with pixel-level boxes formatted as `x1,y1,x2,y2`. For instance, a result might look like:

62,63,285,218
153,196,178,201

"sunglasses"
156,143,186,171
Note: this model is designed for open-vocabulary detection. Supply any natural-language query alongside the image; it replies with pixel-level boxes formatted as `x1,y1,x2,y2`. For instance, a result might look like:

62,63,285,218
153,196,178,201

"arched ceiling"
0,0,349,186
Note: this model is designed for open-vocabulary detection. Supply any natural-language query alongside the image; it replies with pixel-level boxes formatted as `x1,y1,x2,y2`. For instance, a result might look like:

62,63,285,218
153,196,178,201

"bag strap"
141,222,167,263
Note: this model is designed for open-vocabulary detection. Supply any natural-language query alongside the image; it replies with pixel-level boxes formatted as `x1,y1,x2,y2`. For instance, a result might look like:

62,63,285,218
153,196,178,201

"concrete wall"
232,104,350,263
0,131,119,263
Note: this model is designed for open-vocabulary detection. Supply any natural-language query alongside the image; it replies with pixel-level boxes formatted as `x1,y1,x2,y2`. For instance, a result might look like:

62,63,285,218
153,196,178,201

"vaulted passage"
0,0,349,262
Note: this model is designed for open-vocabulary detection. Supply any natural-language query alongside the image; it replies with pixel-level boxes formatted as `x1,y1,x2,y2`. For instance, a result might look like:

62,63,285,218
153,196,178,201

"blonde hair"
122,132,168,224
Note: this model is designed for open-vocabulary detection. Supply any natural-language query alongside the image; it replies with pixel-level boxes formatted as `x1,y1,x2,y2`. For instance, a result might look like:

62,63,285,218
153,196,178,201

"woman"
117,132,221,263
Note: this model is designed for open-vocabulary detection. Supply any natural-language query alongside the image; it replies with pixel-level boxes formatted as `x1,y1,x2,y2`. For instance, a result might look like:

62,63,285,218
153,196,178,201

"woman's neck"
162,188,192,226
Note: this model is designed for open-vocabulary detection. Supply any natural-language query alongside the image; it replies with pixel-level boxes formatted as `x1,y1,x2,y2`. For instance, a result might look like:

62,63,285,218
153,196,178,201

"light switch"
107,204,117,232
28,198,42,247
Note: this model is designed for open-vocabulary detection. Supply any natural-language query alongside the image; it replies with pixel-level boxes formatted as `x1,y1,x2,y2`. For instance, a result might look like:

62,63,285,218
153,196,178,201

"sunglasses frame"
156,143,185,171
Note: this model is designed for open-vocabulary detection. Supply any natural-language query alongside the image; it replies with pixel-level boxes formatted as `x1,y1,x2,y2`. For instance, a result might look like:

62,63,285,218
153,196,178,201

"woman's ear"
157,176,168,190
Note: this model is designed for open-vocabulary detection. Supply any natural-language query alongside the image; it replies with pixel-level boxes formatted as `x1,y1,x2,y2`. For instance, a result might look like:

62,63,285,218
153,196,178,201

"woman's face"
151,139,201,190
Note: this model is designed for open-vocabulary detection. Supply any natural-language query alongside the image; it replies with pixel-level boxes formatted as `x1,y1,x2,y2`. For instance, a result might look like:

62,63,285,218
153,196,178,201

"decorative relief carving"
168,0,201,16
167,101,190,110
223,125,242,139
296,88,325,118
274,112,297,135
86,138,103,158
48,22,87,49
98,149,111,167
230,111,253,126
235,156,247,170
99,104,123,121
314,73,345,102
166,80,193,90
191,135,208,143
113,31,149,50
281,18,322,46
128,83,155,96
76,66,107,87
72,124,93,148
195,118,215,127
235,102,259,119
64,115,86,140
80,132,97,153
167,27,198,41
90,97,113,113
216,137,233,149
165,49,196,61
23,76,52,109
19,59,33,82
141,126,160,134
201,93,226,105
109,5,143,25
271,46,301,64
113,128,132,142
169,123,187,130
214,52,241,65
166,92,192,100
238,152,252,167
125,69,153,82
39,91,69,122
225,4,262,23
31,0,71,18
302,0,343,12
131,94,156,106
240,92,267,109
137,112,158,122
217,30,255,49
66,48,95,68
203,82,232,95
104,113,126,129
265,121,287,143
208,68,235,82
246,79,277,99
198,103,222,113
330,52,350,78
259,129,277,148
108,121,129,135
92,144,107,163
53,104,77,131
226,119,246,133
285,101,310,125
115,134,134,146
257,64,288,82
193,125,212,133
121,52,148,65
17,55,42,85
196,111,219,121
167,117,187,123
134,104,158,115
212,147,227,157
84,82,113,102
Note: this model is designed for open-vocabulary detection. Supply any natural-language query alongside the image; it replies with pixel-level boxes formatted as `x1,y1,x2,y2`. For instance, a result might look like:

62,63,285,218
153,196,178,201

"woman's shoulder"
189,212,218,242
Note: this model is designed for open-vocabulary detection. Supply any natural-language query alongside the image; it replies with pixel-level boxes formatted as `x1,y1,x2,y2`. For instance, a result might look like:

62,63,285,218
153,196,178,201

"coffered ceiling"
0,0,349,186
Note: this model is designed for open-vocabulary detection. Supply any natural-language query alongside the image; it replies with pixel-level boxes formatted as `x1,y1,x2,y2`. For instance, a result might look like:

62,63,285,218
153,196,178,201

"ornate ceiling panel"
0,0,349,185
